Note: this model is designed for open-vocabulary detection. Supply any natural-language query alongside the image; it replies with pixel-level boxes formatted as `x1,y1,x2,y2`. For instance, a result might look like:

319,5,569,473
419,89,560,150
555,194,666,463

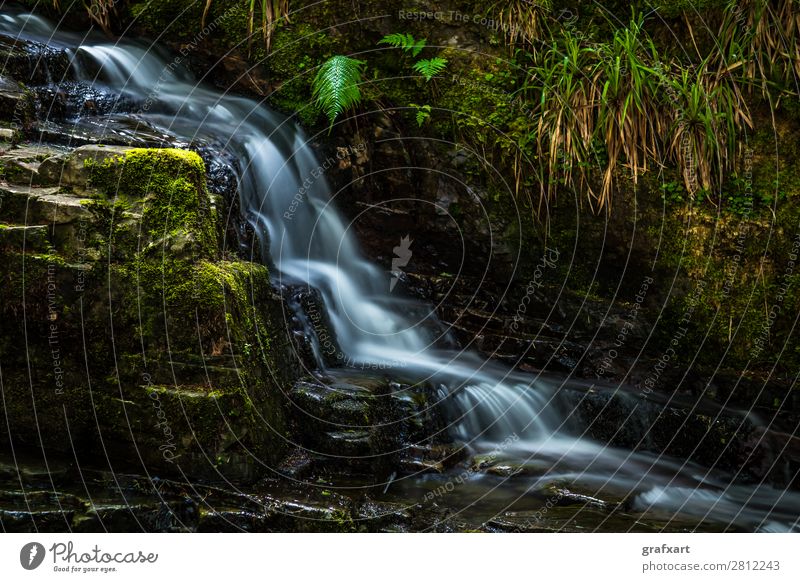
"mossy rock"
1,145,295,482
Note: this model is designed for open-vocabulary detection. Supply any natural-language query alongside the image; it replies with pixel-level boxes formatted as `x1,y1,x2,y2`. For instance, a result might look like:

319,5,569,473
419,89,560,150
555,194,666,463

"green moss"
127,0,207,40
1,143,290,477
85,148,218,257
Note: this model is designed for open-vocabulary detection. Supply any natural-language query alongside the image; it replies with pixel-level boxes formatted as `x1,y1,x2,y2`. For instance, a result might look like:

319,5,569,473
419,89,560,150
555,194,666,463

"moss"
127,0,208,40
85,148,218,257
1,144,290,479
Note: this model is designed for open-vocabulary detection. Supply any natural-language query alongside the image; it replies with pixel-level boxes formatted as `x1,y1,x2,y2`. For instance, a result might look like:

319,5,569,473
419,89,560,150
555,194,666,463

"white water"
3,9,799,531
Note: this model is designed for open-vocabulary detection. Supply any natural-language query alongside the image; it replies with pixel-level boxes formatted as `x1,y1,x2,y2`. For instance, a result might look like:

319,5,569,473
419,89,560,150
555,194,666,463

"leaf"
379,33,412,49
410,103,431,127
412,57,448,82
312,55,366,126
379,33,427,56
410,37,426,57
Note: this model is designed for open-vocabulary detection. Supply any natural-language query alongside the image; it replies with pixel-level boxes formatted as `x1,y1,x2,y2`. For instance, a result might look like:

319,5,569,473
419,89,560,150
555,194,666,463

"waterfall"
3,8,799,531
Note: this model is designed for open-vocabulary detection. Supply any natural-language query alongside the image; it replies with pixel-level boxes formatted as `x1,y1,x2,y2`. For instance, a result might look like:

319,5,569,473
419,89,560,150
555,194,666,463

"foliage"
202,0,290,54
412,57,449,82
664,59,750,196
83,0,117,35
716,0,800,98
487,0,552,48
311,55,366,126
522,16,751,210
47,1,117,35
410,103,432,126
379,33,448,82
378,33,426,57
50,1,290,53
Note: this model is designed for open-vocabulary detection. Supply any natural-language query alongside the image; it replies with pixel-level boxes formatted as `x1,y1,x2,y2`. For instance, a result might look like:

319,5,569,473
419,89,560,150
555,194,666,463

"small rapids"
3,8,799,532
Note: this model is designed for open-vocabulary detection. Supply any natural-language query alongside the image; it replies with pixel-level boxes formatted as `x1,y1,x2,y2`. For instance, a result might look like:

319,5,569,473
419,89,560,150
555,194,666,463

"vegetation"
48,0,290,53
17,0,800,379
412,57,449,82
715,0,800,99
378,33,427,57
83,0,116,35
37,1,794,216
487,0,552,49
311,55,366,127
465,13,752,211
310,32,450,126
378,33,448,82
201,0,290,54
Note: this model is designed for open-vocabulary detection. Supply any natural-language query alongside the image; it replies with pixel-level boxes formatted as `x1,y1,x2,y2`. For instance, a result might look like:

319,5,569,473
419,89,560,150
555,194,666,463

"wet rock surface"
1,139,297,483
286,372,452,477
560,382,800,490
2,447,737,533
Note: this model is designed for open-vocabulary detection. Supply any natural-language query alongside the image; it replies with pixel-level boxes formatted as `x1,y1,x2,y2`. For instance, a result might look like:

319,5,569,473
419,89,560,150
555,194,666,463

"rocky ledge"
0,133,297,482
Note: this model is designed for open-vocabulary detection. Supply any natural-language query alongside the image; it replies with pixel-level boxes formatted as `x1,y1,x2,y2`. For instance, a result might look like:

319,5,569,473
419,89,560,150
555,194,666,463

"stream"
2,7,799,532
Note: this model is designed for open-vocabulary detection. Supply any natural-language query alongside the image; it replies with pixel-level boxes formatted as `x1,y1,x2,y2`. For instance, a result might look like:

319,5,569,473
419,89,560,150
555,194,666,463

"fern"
378,33,426,57
412,57,448,81
410,103,432,127
312,55,366,126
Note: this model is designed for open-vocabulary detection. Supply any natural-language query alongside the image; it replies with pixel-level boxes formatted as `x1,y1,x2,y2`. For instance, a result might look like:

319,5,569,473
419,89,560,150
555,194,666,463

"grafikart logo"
20,542,46,570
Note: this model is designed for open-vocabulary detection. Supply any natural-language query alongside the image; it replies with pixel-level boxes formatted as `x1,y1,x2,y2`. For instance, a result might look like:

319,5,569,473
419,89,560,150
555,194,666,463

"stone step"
440,304,566,338
452,329,584,372
0,223,50,251
0,73,33,127
322,430,372,456
0,144,66,185
289,373,449,463
0,182,92,225
35,117,177,149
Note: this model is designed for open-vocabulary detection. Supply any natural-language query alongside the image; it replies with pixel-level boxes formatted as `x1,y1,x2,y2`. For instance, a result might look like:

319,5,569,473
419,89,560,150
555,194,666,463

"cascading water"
3,8,799,532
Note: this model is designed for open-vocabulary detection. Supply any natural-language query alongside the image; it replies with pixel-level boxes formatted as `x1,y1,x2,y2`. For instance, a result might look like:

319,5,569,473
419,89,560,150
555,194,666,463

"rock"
290,378,372,428
0,146,297,483
533,482,612,511
288,372,451,477
0,74,33,125
562,385,781,485
37,144,134,187
483,507,648,533
324,430,373,456
355,500,413,532
275,448,316,479
0,224,50,251
0,182,93,225
0,33,72,86
0,144,67,183
196,508,269,532
399,443,467,474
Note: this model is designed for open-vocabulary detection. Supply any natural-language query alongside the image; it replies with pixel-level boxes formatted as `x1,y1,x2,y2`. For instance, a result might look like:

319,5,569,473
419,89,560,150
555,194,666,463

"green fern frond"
410,103,432,127
379,33,427,57
412,57,448,81
312,55,366,126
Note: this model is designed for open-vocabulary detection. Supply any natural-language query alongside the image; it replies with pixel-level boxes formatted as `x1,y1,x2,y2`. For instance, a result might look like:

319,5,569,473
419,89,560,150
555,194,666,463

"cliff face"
0,132,295,481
